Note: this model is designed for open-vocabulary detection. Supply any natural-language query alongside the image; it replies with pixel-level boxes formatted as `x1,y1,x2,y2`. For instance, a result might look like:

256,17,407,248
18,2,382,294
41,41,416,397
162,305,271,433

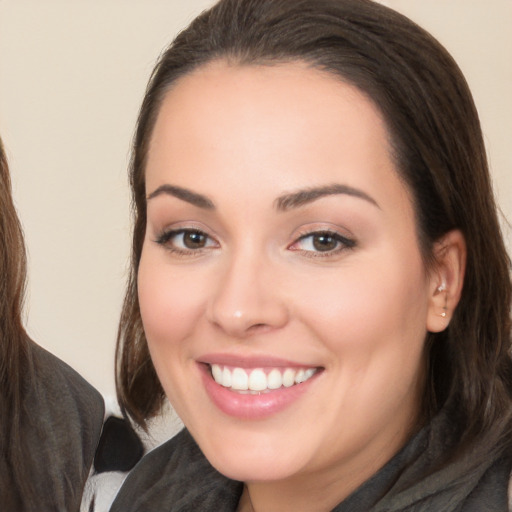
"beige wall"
1,0,510,398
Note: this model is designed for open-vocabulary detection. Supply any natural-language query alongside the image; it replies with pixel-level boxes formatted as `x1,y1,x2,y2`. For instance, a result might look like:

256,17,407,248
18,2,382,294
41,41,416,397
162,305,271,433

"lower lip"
199,364,319,420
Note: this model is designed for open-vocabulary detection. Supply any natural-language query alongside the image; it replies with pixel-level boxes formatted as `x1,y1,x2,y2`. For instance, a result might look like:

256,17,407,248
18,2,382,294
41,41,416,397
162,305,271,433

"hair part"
116,0,512,471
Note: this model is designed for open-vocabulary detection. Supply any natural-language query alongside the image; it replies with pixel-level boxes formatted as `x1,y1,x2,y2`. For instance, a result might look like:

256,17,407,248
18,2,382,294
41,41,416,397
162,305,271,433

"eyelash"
154,228,217,256
154,228,356,258
288,230,356,258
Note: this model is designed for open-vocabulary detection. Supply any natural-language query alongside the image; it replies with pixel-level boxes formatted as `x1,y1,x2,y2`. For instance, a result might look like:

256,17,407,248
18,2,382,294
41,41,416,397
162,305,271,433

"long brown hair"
116,0,512,469
0,137,34,506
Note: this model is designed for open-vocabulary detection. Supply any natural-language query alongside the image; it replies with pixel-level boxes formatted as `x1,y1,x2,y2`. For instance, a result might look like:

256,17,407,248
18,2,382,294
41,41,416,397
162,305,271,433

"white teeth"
282,368,295,387
212,364,223,383
231,368,248,390
267,368,282,390
210,364,317,392
248,369,267,391
304,368,316,380
222,367,232,388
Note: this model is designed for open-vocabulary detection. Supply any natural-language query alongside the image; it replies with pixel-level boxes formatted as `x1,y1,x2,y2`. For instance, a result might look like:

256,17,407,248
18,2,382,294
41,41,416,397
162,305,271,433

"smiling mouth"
209,364,320,394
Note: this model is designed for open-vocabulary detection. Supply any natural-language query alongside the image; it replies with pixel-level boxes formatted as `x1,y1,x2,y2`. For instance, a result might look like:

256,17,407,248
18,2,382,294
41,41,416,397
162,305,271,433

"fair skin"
138,61,465,512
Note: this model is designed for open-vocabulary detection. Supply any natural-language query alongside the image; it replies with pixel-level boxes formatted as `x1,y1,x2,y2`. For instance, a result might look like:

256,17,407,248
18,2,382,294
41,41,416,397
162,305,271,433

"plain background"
1,0,511,399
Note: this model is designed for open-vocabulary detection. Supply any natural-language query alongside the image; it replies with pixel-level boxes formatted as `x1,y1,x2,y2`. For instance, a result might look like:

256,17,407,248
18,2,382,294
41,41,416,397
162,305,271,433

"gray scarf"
335,410,510,511
110,410,511,511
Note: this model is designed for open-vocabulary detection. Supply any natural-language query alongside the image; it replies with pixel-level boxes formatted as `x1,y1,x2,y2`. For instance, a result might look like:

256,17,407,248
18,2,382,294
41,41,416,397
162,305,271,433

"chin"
199,433,310,483
213,457,301,483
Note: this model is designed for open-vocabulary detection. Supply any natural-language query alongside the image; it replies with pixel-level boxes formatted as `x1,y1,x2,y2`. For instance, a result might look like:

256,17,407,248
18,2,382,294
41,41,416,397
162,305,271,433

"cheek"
295,255,429,362
137,248,210,416
137,248,205,350
298,263,428,429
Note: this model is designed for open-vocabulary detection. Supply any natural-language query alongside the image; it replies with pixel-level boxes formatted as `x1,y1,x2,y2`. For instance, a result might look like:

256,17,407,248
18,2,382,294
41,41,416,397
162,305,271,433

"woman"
111,0,512,510
0,138,104,511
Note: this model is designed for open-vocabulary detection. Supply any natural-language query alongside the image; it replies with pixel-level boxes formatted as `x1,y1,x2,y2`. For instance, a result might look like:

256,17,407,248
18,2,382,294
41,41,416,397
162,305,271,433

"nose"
206,250,289,338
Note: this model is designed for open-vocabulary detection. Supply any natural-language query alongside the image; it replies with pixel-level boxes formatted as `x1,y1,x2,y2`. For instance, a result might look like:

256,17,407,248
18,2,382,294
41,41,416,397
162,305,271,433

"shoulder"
12,340,105,511
460,455,512,511
30,341,104,420
26,339,104,447
109,429,242,512
28,341,105,471
82,401,184,511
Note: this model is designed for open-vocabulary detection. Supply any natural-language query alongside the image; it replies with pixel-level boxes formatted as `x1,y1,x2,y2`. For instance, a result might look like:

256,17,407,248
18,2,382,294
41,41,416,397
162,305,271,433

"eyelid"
288,226,356,256
152,219,218,241
291,223,355,243
153,224,220,255
155,228,215,245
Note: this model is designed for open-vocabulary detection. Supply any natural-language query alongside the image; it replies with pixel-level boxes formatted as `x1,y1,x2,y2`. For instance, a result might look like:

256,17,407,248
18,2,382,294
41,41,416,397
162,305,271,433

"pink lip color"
198,363,319,420
198,352,312,368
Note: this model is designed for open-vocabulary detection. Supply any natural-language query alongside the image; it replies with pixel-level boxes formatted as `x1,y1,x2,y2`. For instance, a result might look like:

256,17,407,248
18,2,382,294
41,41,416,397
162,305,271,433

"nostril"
247,323,272,334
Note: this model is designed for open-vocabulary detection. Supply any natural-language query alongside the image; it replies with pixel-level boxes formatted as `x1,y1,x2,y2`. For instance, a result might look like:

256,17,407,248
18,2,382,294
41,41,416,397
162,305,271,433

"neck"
241,472,359,512
236,423,418,512
236,486,254,512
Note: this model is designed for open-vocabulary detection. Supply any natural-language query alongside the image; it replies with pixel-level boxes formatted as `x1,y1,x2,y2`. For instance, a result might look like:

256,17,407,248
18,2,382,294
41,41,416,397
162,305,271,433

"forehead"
152,60,388,141
145,61,411,217
149,62,388,162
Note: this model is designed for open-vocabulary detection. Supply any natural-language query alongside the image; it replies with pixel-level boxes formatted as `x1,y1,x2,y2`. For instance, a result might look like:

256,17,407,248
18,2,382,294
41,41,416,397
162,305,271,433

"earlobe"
426,230,466,333
435,281,448,318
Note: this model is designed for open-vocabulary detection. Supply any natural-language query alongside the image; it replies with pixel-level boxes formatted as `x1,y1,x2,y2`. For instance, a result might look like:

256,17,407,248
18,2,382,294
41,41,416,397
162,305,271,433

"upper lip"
198,353,321,369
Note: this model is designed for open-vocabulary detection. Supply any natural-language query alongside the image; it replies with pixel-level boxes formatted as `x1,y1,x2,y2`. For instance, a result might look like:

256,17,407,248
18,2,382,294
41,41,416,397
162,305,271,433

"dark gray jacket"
0,342,104,511
110,411,511,512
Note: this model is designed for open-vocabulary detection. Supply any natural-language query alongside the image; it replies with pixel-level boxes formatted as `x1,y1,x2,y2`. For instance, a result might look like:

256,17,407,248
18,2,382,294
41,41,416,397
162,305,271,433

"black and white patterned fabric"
81,398,183,512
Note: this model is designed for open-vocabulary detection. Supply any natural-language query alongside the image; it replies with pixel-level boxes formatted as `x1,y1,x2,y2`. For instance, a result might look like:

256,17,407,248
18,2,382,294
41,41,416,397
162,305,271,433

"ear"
426,230,466,333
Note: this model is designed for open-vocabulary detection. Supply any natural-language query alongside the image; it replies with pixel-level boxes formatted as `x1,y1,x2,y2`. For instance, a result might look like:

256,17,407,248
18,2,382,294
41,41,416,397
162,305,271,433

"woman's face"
138,62,439,486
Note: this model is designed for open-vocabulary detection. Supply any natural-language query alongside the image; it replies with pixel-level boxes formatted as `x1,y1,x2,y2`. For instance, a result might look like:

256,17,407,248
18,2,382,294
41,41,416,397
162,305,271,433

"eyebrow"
147,184,215,209
146,182,379,211
275,184,380,211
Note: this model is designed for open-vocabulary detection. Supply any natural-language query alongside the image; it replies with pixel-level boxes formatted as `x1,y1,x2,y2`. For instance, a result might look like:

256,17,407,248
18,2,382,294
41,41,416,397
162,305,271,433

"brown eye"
155,228,217,253
312,233,338,252
290,230,356,255
183,231,208,249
